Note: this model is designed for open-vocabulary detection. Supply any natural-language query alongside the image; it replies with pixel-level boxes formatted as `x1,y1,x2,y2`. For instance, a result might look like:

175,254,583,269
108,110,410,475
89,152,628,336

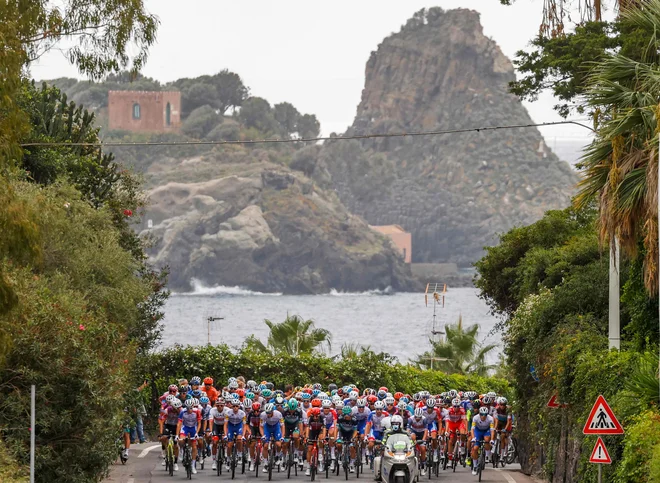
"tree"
575,0,660,293
274,102,301,134
181,104,222,138
245,315,332,356
339,342,372,360
297,113,321,139
415,316,497,376
213,69,249,114
238,97,279,134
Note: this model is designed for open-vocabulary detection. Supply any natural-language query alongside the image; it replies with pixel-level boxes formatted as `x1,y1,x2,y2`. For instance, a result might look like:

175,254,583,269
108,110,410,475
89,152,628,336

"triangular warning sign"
589,437,612,464
583,395,624,435
547,394,561,408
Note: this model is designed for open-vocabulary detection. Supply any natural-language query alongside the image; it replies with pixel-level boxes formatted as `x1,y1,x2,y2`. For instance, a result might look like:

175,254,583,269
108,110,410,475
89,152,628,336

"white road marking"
495,468,517,483
127,479,134,483
137,444,161,458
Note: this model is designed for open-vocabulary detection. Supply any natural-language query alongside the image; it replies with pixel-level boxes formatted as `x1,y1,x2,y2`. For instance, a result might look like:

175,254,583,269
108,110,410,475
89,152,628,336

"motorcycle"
373,433,419,483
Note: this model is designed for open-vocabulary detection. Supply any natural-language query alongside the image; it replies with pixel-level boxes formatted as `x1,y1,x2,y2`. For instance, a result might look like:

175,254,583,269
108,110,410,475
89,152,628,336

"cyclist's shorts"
411,431,426,441
180,426,198,439
227,422,243,440
164,424,177,436
213,424,225,436
357,420,367,435
368,430,384,442
325,422,334,432
248,425,260,437
472,428,490,444
426,421,438,432
264,424,282,441
284,426,299,438
338,430,354,442
308,430,322,442
447,421,466,434
124,426,132,434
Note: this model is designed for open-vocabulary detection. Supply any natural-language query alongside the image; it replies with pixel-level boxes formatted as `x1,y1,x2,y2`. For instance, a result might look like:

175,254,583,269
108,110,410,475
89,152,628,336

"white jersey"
472,415,494,432
210,407,228,425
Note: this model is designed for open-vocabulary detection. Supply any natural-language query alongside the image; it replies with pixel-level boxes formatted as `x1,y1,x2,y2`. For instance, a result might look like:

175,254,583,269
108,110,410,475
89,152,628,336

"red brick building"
370,225,412,263
108,90,181,132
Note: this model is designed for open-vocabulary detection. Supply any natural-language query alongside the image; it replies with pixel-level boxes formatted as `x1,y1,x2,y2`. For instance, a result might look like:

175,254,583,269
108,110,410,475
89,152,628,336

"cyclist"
282,399,305,467
408,408,428,475
210,398,228,471
423,398,442,453
470,406,495,476
261,403,285,473
246,401,262,471
336,405,358,472
224,399,247,471
204,377,219,404
159,395,180,468
305,407,327,476
177,398,201,475
366,400,389,453
444,397,467,461
197,396,212,466
493,397,512,462
321,399,337,462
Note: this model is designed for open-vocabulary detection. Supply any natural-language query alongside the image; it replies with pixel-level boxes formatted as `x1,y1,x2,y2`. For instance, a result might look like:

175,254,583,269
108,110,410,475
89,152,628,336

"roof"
370,224,409,235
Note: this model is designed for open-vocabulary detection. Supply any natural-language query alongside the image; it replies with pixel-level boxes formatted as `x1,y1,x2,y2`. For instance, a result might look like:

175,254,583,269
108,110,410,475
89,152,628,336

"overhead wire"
19,120,595,148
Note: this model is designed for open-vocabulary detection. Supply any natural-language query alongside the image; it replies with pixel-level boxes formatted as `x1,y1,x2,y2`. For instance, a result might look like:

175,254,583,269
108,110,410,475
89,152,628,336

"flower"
79,324,85,331
123,209,133,217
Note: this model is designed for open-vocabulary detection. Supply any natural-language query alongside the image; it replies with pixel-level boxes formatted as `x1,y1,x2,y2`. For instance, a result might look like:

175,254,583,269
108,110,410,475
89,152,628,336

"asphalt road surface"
104,443,538,483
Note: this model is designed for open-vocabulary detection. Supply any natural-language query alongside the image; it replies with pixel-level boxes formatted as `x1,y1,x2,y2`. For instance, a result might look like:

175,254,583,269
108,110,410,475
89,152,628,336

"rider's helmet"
397,401,408,411
384,396,395,406
185,399,195,408
228,377,237,384
312,383,322,390
379,386,388,393
190,376,201,386
262,389,273,399
191,389,202,398
247,380,257,390
252,402,262,411
349,391,359,401
311,398,322,408
216,398,225,406
414,408,424,418
452,398,461,408
394,392,404,401
243,399,252,410
245,391,255,400
498,397,508,405
264,403,275,413
179,384,190,393
200,396,210,405
312,389,321,398
288,399,299,411
265,382,275,390
234,388,244,398
400,396,410,404
426,398,436,408
479,406,489,416
203,377,213,386
377,389,387,400
228,380,239,390
322,399,333,409
487,391,497,398
482,396,493,405
301,392,311,401
335,401,345,409
448,389,458,399
391,415,403,431
166,394,176,404
310,407,321,417
172,399,182,409
367,395,378,404
412,392,421,402
274,396,285,406
374,401,385,410
168,384,178,393
356,398,366,408
342,406,352,416
328,383,338,392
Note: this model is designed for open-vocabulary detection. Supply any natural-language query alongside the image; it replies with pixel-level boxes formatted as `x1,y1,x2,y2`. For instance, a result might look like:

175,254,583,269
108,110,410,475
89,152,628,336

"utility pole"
30,385,35,483
609,238,620,350
206,316,224,345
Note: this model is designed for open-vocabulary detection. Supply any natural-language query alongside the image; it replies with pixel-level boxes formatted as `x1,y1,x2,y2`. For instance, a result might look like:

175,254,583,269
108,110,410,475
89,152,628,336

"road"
105,443,538,483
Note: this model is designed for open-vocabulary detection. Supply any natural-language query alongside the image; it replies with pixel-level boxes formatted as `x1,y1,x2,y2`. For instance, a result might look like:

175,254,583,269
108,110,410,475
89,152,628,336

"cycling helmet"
342,386,351,394
179,384,190,393
230,393,239,400
247,380,257,389
311,399,322,408
246,391,255,400
349,391,358,401
413,393,421,402
228,377,237,384
191,389,202,398
172,399,182,409
288,399,299,411
379,387,388,393
400,396,409,404
265,403,275,413
166,394,176,404
265,382,274,390
377,390,387,400
341,406,352,415
185,399,195,408
313,383,322,390
391,415,403,431
367,395,378,404
274,390,284,397
190,376,201,386
328,383,338,392
168,384,178,393
448,389,458,399
397,401,408,411
310,407,321,417
262,389,273,398
301,392,311,401
479,407,489,416
356,399,366,408
414,408,424,418
203,377,213,385
234,388,244,398
498,397,508,405
384,396,395,406
483,396,493,405
252,402,262,411
322,399,333,409
487,391,497,398
242,399,251,409
229,381,239,390
335,400,345,409
216,398,225,405
426,398,436,408
452,398,461,407
274,396,285,406
394,392,404,401
331,389,338,396
200,396,210,405
319,392,329,400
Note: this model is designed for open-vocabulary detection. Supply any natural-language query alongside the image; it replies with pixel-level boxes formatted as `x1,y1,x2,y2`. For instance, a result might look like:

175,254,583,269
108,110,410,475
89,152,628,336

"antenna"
424,283,448,370
205,315,224,345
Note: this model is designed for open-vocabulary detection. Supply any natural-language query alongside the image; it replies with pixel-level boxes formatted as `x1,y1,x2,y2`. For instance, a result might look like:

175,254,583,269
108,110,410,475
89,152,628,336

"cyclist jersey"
385,406,398,415
307,415,325,432
204,386,219,403
337,415,358,434
352,407,371,422
444,407,466,424
408,417,428,433
199,405,212,422
495,405,511,425
164,405,179,426
226,409,246,425
210,407,228,425
260,410,284,427
472,415,494,432
179,409,201,428
322,409,337,427
424,407,441,425
283,409,304,428
367,411,389,432
247,410,261,428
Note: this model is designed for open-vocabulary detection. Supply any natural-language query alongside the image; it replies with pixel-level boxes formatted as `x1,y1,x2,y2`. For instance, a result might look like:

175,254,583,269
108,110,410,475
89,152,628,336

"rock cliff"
139,146,418,294
317,7,577,266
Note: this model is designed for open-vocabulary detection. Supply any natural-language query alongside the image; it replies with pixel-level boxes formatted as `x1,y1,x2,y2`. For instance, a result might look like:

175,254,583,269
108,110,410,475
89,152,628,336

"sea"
159,281,504,363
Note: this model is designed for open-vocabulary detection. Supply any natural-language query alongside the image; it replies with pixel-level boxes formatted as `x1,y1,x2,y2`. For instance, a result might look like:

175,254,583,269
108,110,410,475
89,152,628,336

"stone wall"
108,90,181,132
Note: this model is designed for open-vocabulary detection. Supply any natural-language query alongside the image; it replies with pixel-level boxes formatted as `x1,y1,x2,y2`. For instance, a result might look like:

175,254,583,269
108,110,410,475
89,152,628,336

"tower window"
132,103,141,119
165,102,171,126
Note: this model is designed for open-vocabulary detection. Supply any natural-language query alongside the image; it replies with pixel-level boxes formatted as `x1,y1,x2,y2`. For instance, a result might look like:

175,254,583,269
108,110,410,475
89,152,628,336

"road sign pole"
608,238,620,350
30,384,35,483
598,463,602,483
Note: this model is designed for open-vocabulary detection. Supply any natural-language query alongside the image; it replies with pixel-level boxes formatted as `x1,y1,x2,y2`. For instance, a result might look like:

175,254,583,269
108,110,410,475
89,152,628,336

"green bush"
614,411,660,482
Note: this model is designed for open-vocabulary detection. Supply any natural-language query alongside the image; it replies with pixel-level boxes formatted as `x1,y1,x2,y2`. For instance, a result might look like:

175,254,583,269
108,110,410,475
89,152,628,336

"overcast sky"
30,0,596,146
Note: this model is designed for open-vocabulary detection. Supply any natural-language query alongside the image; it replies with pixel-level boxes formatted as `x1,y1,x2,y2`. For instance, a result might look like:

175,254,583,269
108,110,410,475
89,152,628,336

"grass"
0,443,28,482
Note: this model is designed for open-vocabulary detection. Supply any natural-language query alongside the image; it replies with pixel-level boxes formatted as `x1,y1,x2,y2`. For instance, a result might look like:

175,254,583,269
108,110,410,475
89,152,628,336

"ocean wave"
328,286,395,296
174,279,283,296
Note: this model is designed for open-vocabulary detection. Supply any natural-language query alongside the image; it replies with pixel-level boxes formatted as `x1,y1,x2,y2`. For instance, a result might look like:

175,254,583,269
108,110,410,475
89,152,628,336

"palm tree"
339,342,372,359
415,315,497,376
576,0,660,293
245,315,332,356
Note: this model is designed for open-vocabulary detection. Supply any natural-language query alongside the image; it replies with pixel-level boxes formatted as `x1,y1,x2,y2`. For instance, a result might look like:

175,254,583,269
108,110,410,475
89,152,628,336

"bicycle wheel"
477,451,484,482
325,444,331,479
231,443,237,480
218,442,224,476
268,442,274,481
255,441,262,477
287,441,293,479
344,447,349,481
492,438,499,469
506,437,517,465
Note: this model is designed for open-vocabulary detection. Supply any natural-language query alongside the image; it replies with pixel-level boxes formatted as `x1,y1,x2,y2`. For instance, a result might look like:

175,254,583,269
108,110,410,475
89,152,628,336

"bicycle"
285,437,298,478
355,437,365,478
492,431,505,469
472,440,487,482
413,439,426,477
228,435,239,480
323,437,332,479
252,435,263,477
308,439,320,481
506,434,518,465
117,436,128,465
216,435,227,476
164,434,176,476
368,440,383,471
265,434,279,481
181,436,194,480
